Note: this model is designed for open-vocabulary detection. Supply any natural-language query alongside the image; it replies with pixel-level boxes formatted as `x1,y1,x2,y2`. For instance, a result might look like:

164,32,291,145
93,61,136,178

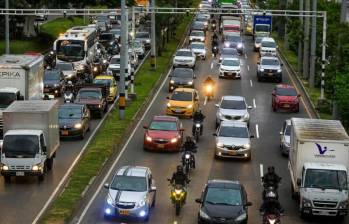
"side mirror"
150,186,157,192
195,198,202,204
272,93,276,96
245,202,253,206
257,61,260,64
213,133,217,136
281,63,284,66
297,178,301,186
166,96,170,99
250,135,255,138
104,183,110,189
143,125,148,129
215,104,219,108
42,146,47,153
279,131,283,135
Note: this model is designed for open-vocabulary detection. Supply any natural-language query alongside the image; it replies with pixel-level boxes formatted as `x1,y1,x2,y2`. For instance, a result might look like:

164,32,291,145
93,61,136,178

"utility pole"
124,9,129,101
309,0,317,88
298,0,303,75
303,0,310,79
284,0,289,50
150,0,156,70
119,0,127,119
5,0,9,54
131,7,136,94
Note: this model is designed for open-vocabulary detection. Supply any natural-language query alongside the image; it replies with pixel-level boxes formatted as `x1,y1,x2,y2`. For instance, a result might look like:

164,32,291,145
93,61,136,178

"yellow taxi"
166,87,199,118
246,19,253,35
93,75,117,103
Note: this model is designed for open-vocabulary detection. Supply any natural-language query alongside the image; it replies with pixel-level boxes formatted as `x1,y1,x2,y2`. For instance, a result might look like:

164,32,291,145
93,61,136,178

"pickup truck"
74,84,109,118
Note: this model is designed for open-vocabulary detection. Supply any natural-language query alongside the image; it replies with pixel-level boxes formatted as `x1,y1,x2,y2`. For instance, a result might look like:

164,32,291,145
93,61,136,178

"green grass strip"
41,15,192,224
41,17,88,38
0,40,48,55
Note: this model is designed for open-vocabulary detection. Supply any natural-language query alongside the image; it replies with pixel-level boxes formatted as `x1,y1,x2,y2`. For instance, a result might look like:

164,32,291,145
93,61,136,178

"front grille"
313,200,337,209
154,139,169,144
9,165,31,170
60,126,72,130
224,115,241,120
116,202,135,209
224,145,243,150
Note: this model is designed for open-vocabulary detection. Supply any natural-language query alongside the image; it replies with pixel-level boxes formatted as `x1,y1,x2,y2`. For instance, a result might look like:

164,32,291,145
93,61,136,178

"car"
219,57,241,79
280,119,291,156
190,42,207,60
109,28,121,42
128,48,139,72
257,56,283,82
219,48,238,63
195,15,210,29
189,30,206,42
93,76,118,103
75,86,108,118
272,84,300,112
259,37,277,57
97,21,109,32
55,62,77,81
196,179,252,223
191,21,206,32
59,104,90,139
214,121,254,160
169,68,195,91
43,69,65,97
103,166,156,222
107,55,131,81
135,31,151,50
166,88,199,118
96,15,111,28
143,115,184,151
215,96,252,127
132,40,145,59
173,49,196,69
254,34,269,51
245,17,253,35
223,33,244,54
98,32,118,50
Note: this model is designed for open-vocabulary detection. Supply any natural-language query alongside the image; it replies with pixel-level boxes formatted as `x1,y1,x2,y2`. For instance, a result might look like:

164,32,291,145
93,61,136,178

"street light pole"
131,7,136,94
119,0,127,119
320,11,327,100
150,0,156,70
309,0,317,88
5,0,10,54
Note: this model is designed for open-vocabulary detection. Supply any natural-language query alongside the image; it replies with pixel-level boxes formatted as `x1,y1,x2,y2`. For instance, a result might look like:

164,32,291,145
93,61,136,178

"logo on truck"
0,71,21,79
315,143,335,158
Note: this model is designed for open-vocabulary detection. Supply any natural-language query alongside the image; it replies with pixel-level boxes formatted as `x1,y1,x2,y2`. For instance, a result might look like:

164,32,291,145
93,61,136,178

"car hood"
261,65,281,70
220,65,240,71
219,108,248,117
44,80,59,86
301,188,348,202
147,130,178,139
174,56,194,60
190,35,204,39
59,118,82,127
109,189,146,204
75,98,101,105
171,77,193,84
261,47,276,51
276,95,297,102
192,48,205,54
216,136,250,146
62,70,75,76
203,203,244,219
169,100,193,107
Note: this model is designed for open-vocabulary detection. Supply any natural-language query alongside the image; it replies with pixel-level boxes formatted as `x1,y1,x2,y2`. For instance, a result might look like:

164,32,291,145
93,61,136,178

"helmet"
177,165,183,172
67,81,73,85
267,166,275,174
197,108,202,113
186,136,192,142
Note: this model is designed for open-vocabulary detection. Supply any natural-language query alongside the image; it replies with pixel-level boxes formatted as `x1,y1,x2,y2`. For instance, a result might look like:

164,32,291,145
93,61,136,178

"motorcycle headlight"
339,200,348,209
110,41,114,45
235,212,247,222
195,123,201,128
170,80,175,84
188,81,193,85
199,209,210,219
175,189,182,195
205,85,212,92
185,154,191,159
167,103,171,107
171,138,178,143
74,123,82,129
146,135,152,142
216,142,223,147
187,104,193,109
260,68,265,72
243,144,251,149
103,59,107,64
93,67,98,72
146,39,150,43
277,69,282,73
302,197,312,208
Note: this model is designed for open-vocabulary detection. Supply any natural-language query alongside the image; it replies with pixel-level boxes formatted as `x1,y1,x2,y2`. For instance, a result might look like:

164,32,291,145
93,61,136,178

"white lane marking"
253,98,256,108
250,79,253,87
210,61,213,69
245,53,247,59
247,65,250,71
204,96,208,105
76,68,173,224
260,164,264,185
256,124,259,139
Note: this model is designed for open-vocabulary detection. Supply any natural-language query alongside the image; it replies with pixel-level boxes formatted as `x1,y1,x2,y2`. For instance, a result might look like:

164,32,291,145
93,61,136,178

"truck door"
40,134,46,154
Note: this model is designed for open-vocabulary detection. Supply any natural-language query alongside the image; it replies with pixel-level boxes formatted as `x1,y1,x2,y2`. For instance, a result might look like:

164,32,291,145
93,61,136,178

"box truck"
253,14,272,39
0,54,44,133
289,118,349,218
0,100,60,182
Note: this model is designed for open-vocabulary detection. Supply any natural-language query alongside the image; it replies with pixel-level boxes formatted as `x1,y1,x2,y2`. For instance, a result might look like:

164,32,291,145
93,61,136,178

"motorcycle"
211,23,217,31
91,62,102,77
167,180,187,216
263,185,279,201
44,51,56,69
182,150,195,175
212,45,219,58
203,83,214,101
263,213,281,224
193,121,202,142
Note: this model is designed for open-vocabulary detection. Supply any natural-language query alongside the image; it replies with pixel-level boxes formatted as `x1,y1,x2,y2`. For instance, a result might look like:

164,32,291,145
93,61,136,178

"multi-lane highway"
71,19,348,224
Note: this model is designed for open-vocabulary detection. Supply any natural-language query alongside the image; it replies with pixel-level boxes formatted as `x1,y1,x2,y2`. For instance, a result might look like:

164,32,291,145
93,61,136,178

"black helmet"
186,136,192,142
267,166,275,174
177,165,183,172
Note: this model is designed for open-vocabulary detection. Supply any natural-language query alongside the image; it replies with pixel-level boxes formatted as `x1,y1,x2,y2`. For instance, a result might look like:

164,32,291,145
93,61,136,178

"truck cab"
0,87,24,133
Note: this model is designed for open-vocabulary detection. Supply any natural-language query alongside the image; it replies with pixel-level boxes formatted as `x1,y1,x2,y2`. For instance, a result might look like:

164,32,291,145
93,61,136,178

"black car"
224,34,244,54
169,68,195,92
43,69,65,97
99,32,118,50
219,48,239,62
196,180,252,224
59,104,91,139
109,29,121,42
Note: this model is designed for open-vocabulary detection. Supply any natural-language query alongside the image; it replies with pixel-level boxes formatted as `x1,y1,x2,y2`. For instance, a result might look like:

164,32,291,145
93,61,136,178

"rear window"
276,88,297,96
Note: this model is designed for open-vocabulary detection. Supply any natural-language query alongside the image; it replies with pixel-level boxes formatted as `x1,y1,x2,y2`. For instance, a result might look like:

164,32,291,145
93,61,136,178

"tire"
4,175,11,183
195,132,199,142
46,158,53,170
104,104,108,113
257,75,261,82
80,129,85,140
295,106,300,113
273,105,277,112
185,164,190,175
175,202,181,216
38,174,45,182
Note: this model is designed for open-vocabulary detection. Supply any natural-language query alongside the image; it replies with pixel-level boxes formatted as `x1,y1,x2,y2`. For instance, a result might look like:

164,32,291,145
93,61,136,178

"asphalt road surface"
73,24,348,224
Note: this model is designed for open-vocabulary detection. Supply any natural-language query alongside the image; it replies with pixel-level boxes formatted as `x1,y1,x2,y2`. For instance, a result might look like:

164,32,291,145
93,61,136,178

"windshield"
225,35,241,42
173,68,193,78
134,41,142,48
176,51,192,57
256,24,270,32
191,43,204,49
97,21,106,26
56,40,85,62
136,32,149,38
222,48,237,56
192,22,204,29
276,88,297,96
56,63,73,71
78,90,101,99
219,126,249,138
205,187,242,206
262,59,280,66
0,92,16,109
110,57,121,64
99,34,114,41
97,15,109,22
262,41,276,48
256,36,267,43
149,121,177,131
304,169,347,190
111,176,147,192
221,99,246,109
285,124,291,136
3,135,39,157
59,107,82,119
222,59,239,66
44,71,60,81
93,79,112,86
191,31,204,37
171,91,192,101
196,17,207,22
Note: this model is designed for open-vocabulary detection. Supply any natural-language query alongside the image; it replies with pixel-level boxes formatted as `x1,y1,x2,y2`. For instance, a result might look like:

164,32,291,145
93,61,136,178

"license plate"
229,151,237,155
44,88,49,92
157,144,165,148
119,210,129,215
16,172,24,176
284,104,290,108
268,73,273,76
228,72,232,75
175,109,182,113
61,130,69,136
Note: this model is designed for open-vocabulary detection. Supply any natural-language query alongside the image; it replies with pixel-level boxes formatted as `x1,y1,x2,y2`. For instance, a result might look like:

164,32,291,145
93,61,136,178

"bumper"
1,170,43,177
44,87,61,95
258,71,282,79
215,146,251,159
217,116,249,124
107,95,116,103
104,203,150,221
194,53,206,59
302,207,347,217
144,140,181,151
190,38,205,42
281,143,290,155
219,71,241,78
60,128,84,138
275,102,299,111
260,51,277,57
173,62,195,68
166,107,194,118
198,216,246,224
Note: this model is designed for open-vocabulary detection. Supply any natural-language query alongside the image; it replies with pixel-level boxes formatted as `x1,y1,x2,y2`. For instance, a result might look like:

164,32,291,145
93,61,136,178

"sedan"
215,96,252,127
169,68,195,91
143,115,184,151
135,31,151,50
272,84,300,112
133,40,145,59
223,33,244,54
280,119,291,156
219,57,241,79
219,48,238,63
173,49,196,69
43,69,65,97
189,30,206,42
55,62,77,81
166,88,199,118
196,179,252,223
214,121,254,160
190,42,207,60
59,104,90,139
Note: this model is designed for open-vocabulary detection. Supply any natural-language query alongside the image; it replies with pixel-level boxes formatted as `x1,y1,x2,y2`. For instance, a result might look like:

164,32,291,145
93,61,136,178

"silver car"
214,121,254,160
104,166,156,221
189,30,206,42
279,119,291,156
133,40,145,59
215,96,252,128
173,49,196,68
190,42,207,60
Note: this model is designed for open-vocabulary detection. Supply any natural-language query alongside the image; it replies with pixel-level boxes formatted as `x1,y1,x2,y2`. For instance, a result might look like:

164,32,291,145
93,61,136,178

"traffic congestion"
0,0,348,224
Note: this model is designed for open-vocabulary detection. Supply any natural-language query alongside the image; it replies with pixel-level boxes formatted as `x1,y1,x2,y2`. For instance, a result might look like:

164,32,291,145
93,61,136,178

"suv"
103,166,156,222
189,30,206,42
75,84,108,118
272,84,300,112
173,49,196,69
259,37,277,57
107,55,131,81
257,56,283,82
135,31,151,50
224,33,244,54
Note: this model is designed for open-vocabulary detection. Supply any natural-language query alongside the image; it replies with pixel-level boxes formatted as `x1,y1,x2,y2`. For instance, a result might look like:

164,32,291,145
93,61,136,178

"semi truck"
1,100,60,182
289,118,349,218
253,14,272,39
0,54,44,133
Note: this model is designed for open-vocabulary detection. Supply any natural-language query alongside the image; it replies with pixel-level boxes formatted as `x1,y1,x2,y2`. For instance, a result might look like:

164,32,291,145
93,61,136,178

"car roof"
261,37,275,42
153,115,178,122
225,32,241,37
173,87,196,93
261,56,279,60
177,48,192,52
59,103,84,109
222,57,239,61
191,41,205,45
285,119,291,126
116,166,149,177
221,121,247,128
207,179,242,190
276,84,295,89
222,95,245,101
112,55,121,59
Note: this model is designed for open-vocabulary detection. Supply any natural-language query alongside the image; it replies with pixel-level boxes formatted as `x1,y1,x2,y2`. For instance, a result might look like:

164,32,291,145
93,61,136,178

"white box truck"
0,54,44,132
0,100,60,182
289,118,349,218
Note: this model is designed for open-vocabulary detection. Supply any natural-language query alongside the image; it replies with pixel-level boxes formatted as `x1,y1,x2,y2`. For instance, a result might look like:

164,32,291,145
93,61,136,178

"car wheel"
4,175,11,183
257,75,261,82
295,105,300,113
80,129,85,140
273,105,277,112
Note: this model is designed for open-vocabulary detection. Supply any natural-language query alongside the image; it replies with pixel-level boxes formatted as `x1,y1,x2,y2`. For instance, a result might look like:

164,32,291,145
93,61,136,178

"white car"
128,48,139,72
173,49,196,68
107,55,131,80
214,121,253,160
190,42,207,60
103,166,156,222
260,37,277,57
133,40,145,59
219,57,241,78
215,95,252,128
189,30,206,42
280,119,291,156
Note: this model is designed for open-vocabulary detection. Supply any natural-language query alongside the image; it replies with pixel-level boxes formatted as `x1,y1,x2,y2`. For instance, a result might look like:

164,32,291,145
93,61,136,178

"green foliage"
40,17,87,38
334,69,349,128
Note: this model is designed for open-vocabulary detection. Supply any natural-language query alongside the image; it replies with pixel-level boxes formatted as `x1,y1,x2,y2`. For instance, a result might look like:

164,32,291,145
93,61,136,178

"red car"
143,116,184,152
272,84,300,112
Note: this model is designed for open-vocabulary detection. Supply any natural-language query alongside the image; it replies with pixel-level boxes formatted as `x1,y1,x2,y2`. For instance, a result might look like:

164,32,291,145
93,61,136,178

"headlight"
171,138,178,143
103,59,107,64
185,154,191,159
235,212,247,222
224,42,230,47
195,123,201,128
188,81,193,85
146,39,150,43
339,200,348,209
78,64,84,70
190,37,193,40
110,41,114,45
54,84,59,87
243,144,251,149
277,69,282,73
170,80,175,84
243,113,249,120
302,197,312,208
187,104,193,109
260,68,265,72
175,189,182,194
74,123,82,129
146,136,152,142
66,73,73,78
237,43,243,48
2,165,9,171
32,164,42,171
136,200,146,208
199,209,210,219
167,103,171,107
93,67,98,72
216,142,223,147
106,195,114,206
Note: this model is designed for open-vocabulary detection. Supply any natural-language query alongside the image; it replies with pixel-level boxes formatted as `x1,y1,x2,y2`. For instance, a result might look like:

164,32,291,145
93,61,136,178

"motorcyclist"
65,81,75,94
259,191,284,216
182,136,197,169
211,19,217,31
262,166,282,188
192,109,205,135
170,165,190,187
